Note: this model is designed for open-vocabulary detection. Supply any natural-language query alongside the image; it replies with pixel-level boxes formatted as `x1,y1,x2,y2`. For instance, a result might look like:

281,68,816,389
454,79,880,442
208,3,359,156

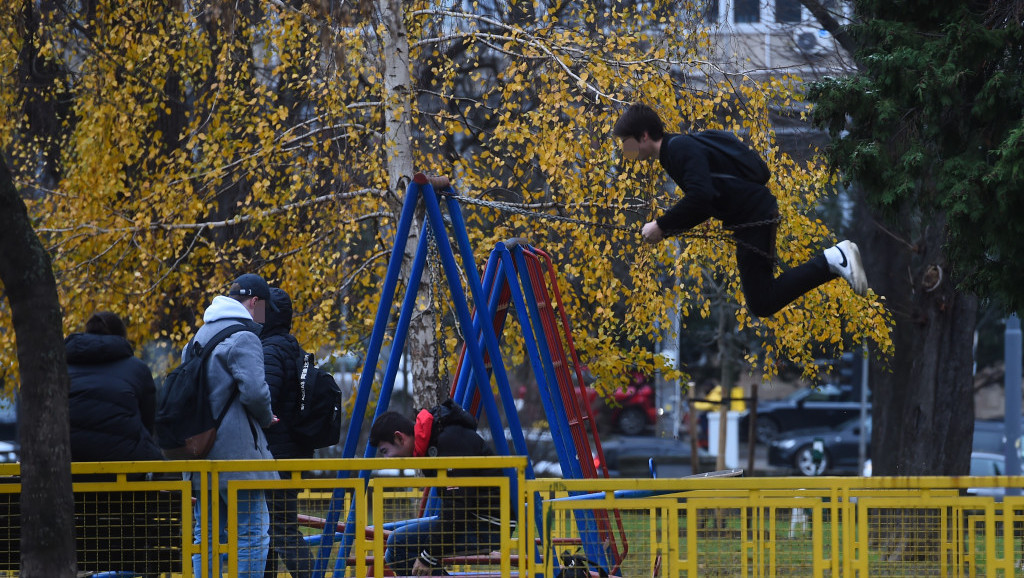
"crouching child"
369,399,516,576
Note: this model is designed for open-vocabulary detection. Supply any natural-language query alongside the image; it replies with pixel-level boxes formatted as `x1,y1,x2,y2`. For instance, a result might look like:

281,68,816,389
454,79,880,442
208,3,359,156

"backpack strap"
191,323,254,425
298,351,318,412
187,323,252,362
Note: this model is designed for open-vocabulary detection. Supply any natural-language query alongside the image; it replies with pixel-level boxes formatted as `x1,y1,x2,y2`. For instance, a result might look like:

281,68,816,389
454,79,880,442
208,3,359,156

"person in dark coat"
613,103,869,317
261,287,314,578
66,311,164,462
370,399,515,576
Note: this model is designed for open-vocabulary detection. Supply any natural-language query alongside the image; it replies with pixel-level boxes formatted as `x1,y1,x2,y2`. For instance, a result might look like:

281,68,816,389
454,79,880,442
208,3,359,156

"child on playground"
370,399,515,576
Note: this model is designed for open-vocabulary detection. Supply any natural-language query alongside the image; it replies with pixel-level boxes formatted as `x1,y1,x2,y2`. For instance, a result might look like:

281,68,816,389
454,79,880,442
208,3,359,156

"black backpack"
688,130,771,185
155,324,252,459
559,549,610,578
291,352,342,449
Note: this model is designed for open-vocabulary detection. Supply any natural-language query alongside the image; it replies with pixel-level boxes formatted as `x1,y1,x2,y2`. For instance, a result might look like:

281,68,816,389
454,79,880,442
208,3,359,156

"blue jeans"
383,516,501,576
193,488,269,578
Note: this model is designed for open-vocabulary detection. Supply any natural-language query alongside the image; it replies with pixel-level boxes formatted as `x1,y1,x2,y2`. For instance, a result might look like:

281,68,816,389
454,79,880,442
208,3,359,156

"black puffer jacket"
260,287,311,459
66,333,164,462
425,400,513,526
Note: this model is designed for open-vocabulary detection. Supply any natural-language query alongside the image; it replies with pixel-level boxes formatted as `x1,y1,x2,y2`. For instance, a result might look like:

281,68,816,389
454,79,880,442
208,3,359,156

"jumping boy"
613,102,868,317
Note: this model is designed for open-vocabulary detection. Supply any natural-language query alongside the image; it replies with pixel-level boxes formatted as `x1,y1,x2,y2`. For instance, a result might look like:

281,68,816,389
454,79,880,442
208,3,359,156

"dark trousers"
264,487,312,578
733,223,835,318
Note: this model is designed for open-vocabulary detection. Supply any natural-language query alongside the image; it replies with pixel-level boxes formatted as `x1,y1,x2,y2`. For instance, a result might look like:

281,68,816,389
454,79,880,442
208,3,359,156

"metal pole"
747,382,757,475
688,385,700,475
858,343,869,474
1005,314,1021,496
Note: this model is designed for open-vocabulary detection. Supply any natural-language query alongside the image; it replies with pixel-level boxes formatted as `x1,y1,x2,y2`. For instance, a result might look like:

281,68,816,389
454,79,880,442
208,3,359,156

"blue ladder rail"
447,240,627,575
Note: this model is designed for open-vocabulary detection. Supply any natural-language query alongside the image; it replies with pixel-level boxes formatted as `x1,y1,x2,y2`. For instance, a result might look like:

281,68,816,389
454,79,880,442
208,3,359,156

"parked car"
767,416,870,476
596,383,658,436
0,441,16,464
972,419,1024,456
862,451,1024,498
863,420,1024,479
597,436,696,478
743,383,868,443
965,451,1024,498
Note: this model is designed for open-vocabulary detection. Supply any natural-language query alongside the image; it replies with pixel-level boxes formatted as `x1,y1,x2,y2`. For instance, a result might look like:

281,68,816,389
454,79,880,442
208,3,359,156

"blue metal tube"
509,247,583,479
378,220,431,419
1005,314,1022,496
509,246,608,573
314,179,422,578
451,248,502,407
433,192,520,485
496,246,574,476
452,246,533,463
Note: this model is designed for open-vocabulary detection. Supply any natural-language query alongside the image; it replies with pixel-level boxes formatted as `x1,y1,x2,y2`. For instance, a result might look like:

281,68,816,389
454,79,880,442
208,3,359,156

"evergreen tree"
809,0,1023,475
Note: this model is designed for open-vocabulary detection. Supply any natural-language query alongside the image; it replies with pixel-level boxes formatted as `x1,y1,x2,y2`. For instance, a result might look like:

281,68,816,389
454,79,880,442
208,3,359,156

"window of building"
734,0,760,23
776,0,802,23
703,0,720,23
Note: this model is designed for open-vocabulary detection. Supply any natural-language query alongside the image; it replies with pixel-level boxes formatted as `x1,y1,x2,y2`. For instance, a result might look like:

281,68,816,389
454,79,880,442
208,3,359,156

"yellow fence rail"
1,459,1023,576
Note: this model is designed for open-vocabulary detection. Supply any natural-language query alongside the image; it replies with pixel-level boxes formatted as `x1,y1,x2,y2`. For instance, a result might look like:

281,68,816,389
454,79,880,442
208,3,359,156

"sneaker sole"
845,242,868,296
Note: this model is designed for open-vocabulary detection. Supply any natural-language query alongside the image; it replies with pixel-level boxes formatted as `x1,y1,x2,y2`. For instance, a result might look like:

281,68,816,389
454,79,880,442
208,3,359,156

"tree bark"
376,0,441,406
861,201,975,476
0,158,75,576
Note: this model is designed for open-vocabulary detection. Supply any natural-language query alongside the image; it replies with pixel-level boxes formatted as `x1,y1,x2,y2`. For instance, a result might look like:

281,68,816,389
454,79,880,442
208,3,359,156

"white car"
0,441,18,463
863,452,1023,498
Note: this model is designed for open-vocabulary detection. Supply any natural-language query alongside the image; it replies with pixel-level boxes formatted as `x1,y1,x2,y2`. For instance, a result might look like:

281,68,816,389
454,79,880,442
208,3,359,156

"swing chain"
426,227,448,389
447,193,782,263
426,226,465,390
448,194,637,234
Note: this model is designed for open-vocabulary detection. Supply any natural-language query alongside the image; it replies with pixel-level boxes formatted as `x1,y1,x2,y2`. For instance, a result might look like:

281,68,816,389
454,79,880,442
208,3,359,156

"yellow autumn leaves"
0,0,889,401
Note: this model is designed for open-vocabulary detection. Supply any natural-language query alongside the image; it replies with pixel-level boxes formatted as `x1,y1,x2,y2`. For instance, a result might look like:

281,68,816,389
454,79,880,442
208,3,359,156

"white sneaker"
825,240,868,296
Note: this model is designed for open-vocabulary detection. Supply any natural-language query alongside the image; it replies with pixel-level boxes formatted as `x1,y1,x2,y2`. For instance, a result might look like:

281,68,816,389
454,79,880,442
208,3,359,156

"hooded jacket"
184,295,277,483
260,287,310,459
414,400,512,525
66,332,164,462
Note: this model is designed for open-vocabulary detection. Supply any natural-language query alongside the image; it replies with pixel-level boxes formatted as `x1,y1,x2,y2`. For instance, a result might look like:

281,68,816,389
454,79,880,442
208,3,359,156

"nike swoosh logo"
837,248,848,268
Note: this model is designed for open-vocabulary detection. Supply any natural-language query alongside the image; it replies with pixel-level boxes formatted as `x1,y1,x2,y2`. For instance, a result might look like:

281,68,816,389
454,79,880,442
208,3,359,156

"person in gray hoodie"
187,273,279,578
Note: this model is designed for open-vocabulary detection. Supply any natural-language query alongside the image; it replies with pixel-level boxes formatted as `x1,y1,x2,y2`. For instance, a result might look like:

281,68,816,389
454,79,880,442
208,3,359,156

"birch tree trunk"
376,0,441,406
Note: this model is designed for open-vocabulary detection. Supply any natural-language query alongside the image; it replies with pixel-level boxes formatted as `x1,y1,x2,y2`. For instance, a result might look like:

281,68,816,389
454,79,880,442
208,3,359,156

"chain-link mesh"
3,462,1024,576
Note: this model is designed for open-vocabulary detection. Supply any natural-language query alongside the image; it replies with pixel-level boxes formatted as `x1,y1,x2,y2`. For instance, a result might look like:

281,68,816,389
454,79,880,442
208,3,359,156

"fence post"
1005,314,1021,496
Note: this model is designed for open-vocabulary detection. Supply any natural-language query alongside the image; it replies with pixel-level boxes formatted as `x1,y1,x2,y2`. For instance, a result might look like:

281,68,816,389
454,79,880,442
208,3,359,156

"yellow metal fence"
1,459,1023,577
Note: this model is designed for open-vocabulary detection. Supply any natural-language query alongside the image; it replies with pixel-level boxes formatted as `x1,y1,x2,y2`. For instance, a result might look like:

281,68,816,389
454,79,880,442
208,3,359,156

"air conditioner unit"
792,28,834,57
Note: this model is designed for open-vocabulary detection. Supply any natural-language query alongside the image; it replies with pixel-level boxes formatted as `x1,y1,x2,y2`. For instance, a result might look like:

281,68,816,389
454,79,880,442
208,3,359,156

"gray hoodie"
185,295,278,484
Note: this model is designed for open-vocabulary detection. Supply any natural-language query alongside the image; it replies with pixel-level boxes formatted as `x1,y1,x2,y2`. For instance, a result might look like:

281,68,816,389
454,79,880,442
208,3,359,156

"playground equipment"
313,174,626,577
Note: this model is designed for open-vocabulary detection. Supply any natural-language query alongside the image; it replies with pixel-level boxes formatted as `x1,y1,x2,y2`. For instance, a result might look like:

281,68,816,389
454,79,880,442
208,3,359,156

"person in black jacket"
613,103,869,318
260,287,314,578
370,399,513,576
66,311,163,462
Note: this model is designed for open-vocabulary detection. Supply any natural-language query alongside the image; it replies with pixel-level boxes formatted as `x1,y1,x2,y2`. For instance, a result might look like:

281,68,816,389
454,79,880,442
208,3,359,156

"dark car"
743,383,869,443
972,419,1024,455
966,452,1024,498
767,416,870,476
596,436,697,478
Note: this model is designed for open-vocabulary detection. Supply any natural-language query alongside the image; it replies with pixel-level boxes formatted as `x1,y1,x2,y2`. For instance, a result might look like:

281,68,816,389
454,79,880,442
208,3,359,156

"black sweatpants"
732,222,836,318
